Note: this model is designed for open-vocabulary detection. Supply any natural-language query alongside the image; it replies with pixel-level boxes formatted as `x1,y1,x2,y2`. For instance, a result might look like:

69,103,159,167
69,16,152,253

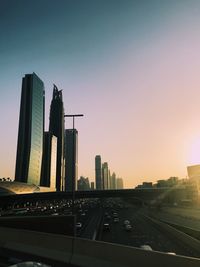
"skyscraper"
102,162,109,190
95,155,102,190
15,73,44,185
40,132,57,189
49,85,65,191
64,129,78,191
116,178,124,189
77,176,90,191
110,172,116,189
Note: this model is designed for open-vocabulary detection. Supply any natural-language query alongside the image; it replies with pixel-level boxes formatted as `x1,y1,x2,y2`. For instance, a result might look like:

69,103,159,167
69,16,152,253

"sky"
1,0,200,188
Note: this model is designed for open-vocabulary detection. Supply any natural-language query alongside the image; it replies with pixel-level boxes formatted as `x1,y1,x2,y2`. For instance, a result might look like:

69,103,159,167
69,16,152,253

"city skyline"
1,1,200,188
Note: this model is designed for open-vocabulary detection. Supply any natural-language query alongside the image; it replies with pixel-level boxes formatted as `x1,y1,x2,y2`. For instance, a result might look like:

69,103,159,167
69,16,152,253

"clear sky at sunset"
1,0,200,188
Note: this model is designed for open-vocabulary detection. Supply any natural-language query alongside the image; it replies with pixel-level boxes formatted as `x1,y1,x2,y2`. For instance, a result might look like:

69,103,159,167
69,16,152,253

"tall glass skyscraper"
49,85,65,191
15,73,44,185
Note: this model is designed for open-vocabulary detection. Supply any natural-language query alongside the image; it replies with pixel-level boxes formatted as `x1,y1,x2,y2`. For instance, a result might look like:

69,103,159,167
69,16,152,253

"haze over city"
1,0,200,188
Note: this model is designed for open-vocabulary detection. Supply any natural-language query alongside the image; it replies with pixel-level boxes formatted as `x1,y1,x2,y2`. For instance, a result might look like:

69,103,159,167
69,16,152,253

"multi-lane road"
1,197,200,259
78,198,200,258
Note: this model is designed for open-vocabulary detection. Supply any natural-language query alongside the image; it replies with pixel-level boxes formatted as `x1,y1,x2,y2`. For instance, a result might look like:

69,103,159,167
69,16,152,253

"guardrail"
159,219,200,241
0,226,200,267
143,214,200,257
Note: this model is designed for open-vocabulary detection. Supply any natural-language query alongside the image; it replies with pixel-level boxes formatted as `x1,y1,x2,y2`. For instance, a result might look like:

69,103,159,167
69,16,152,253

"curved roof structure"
0,181,40,195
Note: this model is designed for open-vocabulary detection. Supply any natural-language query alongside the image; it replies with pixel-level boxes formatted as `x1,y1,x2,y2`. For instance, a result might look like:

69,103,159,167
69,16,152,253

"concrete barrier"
0,226,73,264
0,215,75,236
0,226,200,267
72,237,200,267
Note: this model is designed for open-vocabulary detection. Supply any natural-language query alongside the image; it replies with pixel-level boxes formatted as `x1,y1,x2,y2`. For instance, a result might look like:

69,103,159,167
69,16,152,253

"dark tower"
49,85,65,191
15,73,44,185
95,155,102,190
40,132,57,189
64,129,78,191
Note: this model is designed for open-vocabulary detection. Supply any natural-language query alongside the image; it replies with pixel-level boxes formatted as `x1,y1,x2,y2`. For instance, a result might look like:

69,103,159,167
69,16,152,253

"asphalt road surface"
99,203,199,258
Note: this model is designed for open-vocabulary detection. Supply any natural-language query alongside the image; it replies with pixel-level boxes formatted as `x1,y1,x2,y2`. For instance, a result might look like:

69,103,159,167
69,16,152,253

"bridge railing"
0,226,200,267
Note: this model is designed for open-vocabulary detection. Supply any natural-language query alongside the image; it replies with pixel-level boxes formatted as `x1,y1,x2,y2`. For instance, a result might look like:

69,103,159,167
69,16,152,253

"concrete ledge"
72,237,200,267
0,226,200,267
0,226,73,263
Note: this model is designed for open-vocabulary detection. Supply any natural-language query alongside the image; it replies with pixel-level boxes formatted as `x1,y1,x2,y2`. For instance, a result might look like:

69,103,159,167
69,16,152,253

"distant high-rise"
95,155,102,190
91,182,95,190
40,132,57,189
110,172,116,189
77,176,90,191
15,73,44,185
116,178,124,189
49,85,65,191
64,129,78,191
102,162,109,190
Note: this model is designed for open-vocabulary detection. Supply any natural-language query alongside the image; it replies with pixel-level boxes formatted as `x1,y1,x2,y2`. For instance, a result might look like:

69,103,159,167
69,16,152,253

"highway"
1,197,200,259
96,200,200,258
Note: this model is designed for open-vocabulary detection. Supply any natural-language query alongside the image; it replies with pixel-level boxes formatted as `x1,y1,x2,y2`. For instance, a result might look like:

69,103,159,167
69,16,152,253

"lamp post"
64,114,83,216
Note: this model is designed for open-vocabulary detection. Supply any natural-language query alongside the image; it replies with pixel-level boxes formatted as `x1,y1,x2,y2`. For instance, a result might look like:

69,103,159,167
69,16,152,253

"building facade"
64,129,78,191
40,132,57,189
102,162,109,190
116,178,124,189
15,73,44,185
110,172,116,189
49,85,65,191
77,176,90,191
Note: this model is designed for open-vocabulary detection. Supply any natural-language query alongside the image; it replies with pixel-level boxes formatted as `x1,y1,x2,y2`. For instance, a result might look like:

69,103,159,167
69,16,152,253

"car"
123,220,130,225
113,217,119,223
103,223,110,231
167,252,176,255
76,222,82,229
125,224,132,231
140,245,153,251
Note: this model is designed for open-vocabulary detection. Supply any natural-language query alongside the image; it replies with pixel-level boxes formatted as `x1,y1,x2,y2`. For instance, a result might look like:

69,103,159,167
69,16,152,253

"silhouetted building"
167,177,178,187
40,132,57,189
116,178,124,189
95,155,102,190
77,176,90,191
64,129,78,191
15,73,44,185
91,182,95,190
110,172,116,189
108,170,111,189
187,165,200,198
49,85,65,191
102,162,109,190
156,180,168,188
136,182,153,189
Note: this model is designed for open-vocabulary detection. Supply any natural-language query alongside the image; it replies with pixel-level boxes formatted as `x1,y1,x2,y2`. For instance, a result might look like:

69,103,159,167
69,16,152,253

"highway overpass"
0,187,190,207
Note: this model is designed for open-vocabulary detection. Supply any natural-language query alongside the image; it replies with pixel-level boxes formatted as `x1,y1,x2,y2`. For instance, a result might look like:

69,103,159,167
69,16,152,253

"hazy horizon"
1,0,200,188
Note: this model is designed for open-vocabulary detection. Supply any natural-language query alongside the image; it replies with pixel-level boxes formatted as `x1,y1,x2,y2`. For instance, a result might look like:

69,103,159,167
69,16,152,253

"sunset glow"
1,0,200,188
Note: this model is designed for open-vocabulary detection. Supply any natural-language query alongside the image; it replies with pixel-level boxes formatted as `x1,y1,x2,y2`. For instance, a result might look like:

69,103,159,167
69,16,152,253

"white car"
123,220,130,225
140,245,153,251
76,222,82,229
125,224,132,231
